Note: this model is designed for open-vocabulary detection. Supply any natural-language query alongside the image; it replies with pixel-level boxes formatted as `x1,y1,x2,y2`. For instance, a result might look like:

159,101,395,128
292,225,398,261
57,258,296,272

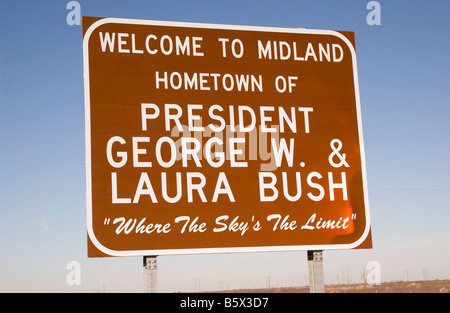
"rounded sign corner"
327,30,357,61
86,223,122,257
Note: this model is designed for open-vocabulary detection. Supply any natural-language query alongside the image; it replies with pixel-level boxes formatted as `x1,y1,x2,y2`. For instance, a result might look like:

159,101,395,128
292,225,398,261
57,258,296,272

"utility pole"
422,269,428,281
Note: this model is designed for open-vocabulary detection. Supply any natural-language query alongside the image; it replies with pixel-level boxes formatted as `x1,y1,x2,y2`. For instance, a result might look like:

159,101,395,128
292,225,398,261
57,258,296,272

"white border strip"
83,17,371,257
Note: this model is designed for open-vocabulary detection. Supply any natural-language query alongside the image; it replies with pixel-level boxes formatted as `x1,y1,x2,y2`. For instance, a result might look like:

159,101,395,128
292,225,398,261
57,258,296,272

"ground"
213,279,450,293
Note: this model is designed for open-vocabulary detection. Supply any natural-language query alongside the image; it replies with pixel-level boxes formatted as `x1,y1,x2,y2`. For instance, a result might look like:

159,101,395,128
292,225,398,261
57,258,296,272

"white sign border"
83,17,371,257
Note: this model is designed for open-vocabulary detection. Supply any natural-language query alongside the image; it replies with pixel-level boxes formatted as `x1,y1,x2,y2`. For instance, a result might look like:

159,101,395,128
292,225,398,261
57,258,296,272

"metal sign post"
307,250,325,293
143,255,158,293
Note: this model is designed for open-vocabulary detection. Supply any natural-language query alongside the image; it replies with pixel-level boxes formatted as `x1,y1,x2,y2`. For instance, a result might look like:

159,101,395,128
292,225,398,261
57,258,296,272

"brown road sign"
83,17,372,257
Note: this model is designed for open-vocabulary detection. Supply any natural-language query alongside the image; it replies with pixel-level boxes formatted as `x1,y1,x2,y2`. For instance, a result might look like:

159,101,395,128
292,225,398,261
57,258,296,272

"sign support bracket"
307,250,325,293
143,255,158,293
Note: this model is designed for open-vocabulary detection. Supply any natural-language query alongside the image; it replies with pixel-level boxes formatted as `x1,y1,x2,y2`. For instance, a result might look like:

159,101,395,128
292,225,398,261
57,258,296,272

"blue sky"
1,0,449,292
